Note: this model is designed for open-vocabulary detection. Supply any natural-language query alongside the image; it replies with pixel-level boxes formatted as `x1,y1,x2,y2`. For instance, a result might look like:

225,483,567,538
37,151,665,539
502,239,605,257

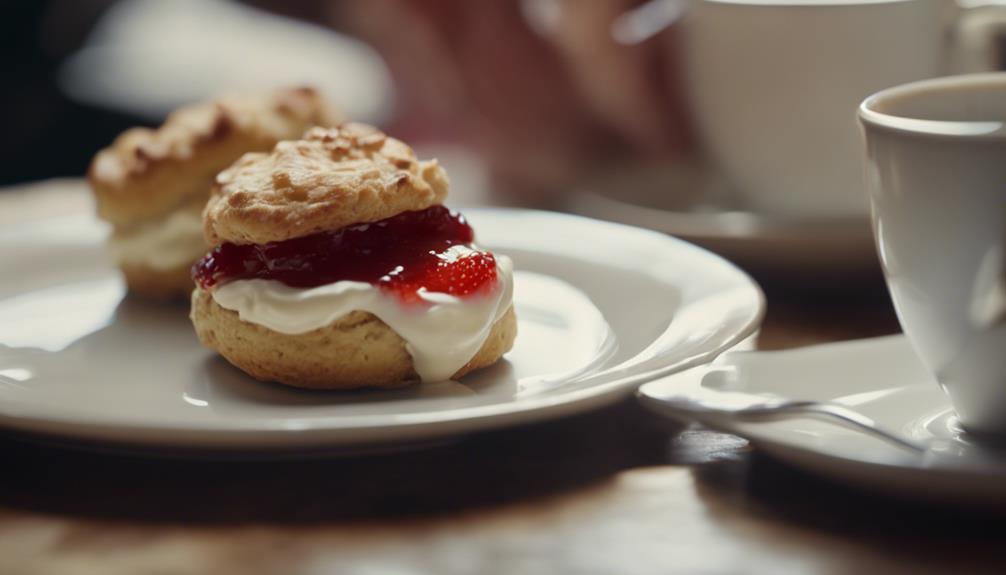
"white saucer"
0,205,763,452
639,336,1006,505
567,162,878,279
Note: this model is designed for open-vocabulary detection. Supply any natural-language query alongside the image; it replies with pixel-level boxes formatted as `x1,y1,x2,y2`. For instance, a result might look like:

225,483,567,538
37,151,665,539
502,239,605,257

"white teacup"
859,72,1006,435
682,0,1006,220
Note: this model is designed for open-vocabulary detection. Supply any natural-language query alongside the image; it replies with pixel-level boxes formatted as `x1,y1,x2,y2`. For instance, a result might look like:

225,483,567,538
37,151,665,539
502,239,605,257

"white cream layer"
210,255,514,382
108,208,207,271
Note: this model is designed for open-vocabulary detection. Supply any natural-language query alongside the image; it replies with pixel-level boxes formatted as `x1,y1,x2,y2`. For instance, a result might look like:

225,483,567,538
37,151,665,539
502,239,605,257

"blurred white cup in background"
682,0,1006,220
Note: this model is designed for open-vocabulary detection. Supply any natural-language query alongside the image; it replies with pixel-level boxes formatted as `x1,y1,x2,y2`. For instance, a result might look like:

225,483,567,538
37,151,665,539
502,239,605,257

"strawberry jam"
192,206,498,304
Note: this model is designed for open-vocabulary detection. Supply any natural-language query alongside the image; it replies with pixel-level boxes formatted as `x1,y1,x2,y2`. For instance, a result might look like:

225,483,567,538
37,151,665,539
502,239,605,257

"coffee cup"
859,72,1006,435
682,0,1006,220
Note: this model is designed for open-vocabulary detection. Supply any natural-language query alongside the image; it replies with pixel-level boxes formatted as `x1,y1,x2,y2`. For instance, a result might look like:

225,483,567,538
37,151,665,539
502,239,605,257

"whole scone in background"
88,87,341,299
191,124,516,390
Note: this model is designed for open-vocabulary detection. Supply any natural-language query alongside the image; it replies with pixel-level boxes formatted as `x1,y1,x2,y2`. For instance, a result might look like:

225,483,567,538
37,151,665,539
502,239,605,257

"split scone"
88,87,341,299
190,124,517,389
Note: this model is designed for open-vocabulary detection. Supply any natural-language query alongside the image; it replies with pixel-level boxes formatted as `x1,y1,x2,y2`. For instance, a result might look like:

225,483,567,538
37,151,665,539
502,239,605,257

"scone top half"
202,123,449,246
89,87,342,228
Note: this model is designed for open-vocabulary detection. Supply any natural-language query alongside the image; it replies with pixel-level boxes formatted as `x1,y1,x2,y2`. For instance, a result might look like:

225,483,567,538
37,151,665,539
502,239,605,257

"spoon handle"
640,390,927,454
733,400,927,454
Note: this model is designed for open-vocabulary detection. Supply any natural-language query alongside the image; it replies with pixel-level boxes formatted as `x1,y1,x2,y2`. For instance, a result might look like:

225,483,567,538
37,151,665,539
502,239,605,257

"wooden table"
2,183,1004,575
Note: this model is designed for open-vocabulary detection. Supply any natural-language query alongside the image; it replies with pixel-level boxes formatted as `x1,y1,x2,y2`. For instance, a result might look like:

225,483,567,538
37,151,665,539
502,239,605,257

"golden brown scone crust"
89,87,341,226
121,263,196,301
191,286,517,389
202,124,450,246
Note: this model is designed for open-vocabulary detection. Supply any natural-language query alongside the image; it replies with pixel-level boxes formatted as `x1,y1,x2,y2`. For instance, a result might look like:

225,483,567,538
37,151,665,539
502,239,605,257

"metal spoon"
637,382,928,454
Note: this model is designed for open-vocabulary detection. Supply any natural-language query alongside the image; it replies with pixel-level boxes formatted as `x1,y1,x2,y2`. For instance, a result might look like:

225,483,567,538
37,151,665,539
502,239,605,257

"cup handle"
949,0,1006,73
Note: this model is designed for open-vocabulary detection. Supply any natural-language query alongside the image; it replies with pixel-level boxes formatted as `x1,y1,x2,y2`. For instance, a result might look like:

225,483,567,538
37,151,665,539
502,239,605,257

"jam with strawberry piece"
192,206,498,304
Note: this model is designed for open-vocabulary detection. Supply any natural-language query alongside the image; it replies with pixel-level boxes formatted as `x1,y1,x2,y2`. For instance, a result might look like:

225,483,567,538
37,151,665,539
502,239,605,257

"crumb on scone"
88,87,342,227
202,124,450,246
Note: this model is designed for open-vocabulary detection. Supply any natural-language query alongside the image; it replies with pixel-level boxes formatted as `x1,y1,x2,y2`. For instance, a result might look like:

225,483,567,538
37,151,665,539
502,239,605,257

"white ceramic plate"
639,336,1006,505
0,205,763,452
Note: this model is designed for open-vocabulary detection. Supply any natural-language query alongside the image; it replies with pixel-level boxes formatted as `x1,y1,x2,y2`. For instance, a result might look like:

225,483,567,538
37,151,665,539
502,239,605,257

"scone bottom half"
87,87,342,300
192,289,517,390
190,124,516,390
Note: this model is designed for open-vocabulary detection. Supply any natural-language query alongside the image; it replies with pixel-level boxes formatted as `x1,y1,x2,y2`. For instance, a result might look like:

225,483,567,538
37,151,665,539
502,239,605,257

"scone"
190,124,516,389
88,87,341,299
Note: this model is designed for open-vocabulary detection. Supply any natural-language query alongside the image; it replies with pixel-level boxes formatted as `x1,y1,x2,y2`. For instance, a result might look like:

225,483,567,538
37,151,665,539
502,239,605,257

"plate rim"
0,201,766,449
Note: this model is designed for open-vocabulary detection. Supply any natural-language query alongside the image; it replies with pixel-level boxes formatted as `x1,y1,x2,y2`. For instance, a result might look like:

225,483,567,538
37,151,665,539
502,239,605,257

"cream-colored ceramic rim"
858,72,1006,140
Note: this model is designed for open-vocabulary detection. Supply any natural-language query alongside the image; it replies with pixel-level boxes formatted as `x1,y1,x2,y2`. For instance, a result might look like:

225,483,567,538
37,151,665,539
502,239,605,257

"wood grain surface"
2,182,1002,575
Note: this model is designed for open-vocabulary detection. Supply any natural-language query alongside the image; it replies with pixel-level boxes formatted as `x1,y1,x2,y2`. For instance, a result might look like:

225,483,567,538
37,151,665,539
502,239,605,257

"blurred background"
0,0,689,196
3,0,1006,288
